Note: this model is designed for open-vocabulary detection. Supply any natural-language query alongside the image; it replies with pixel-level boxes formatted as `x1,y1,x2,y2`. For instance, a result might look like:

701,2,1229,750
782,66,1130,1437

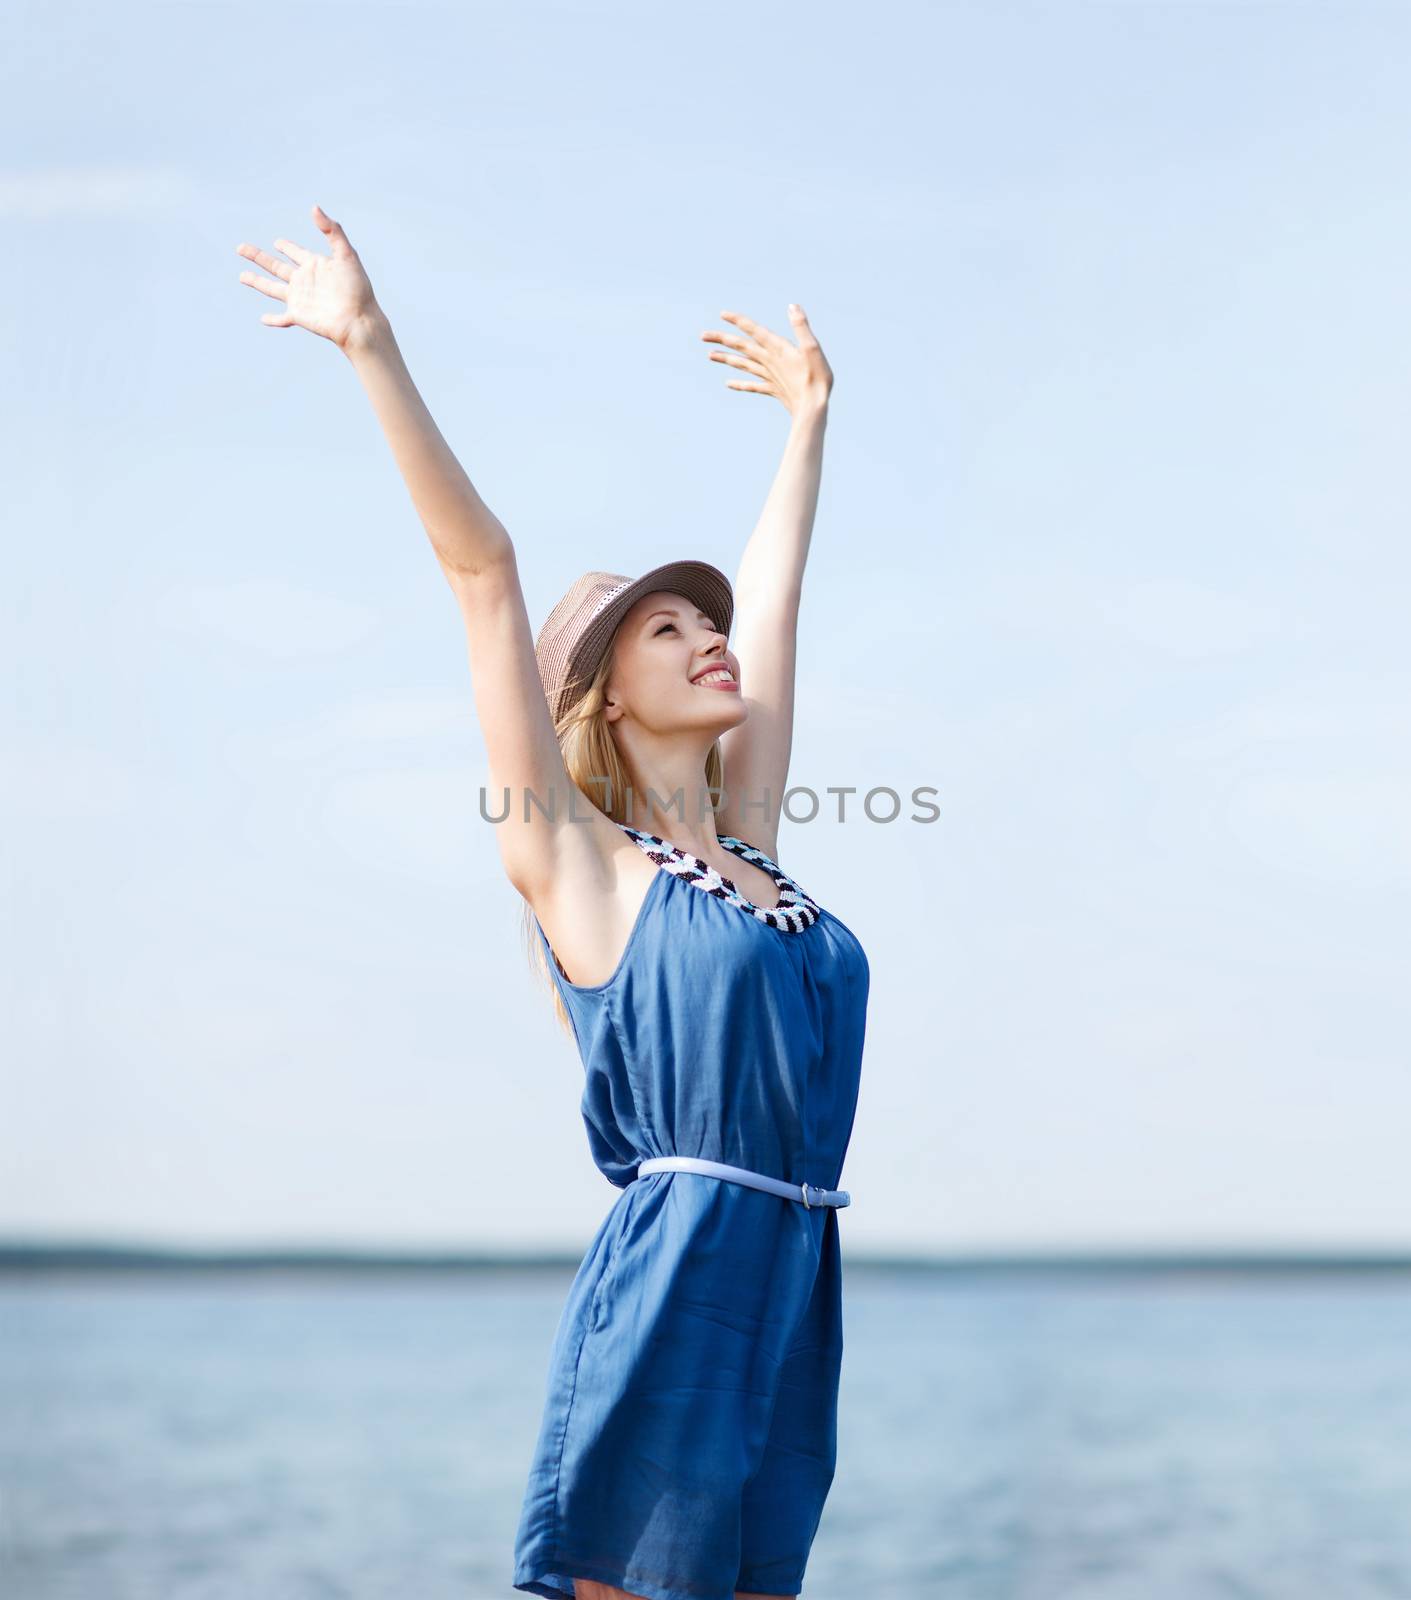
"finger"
719,309,782,349
238,269,289,302
727,380,772,394
787,302,818,341
235,243,292,282
312,203,354,257
700,329,762,355
273,236,312,266
260,311,294,328
708,350,768,378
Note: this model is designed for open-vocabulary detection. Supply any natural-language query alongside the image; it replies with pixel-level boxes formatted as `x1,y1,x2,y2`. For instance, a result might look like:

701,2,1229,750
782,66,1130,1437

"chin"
707,696,747,725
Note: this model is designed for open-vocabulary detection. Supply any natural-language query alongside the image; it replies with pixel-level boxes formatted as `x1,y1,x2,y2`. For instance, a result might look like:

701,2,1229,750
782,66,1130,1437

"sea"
2,1257,1410,1600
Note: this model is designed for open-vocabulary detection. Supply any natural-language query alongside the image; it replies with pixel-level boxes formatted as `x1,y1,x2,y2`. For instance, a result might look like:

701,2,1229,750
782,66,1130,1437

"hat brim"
551,559,735,726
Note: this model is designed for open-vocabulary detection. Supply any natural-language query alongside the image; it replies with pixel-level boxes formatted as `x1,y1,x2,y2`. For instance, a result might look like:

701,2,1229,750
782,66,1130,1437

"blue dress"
512,821,871,1600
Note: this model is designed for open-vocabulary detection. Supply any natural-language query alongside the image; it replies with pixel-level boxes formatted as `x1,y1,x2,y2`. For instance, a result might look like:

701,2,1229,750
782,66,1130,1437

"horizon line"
4,1238,1411,1274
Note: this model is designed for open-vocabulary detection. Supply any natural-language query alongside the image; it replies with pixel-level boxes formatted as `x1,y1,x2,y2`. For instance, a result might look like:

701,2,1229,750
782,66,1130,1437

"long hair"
520,642,725,1034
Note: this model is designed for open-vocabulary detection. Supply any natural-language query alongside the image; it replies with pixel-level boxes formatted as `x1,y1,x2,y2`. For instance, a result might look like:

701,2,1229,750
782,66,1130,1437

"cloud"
315,765,495,883
1105,576,1301,658
0,167,196,219
154,578,383,659
971,568,1307,659
1133,674,1411,765
5,743,140,820
319,688,478,743
212,688,494,881
1222,770,1411,884
1125,674,1411,887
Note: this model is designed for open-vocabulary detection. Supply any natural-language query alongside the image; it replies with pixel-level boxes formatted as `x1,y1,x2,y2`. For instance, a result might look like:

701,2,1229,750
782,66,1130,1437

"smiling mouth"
692,669,737,687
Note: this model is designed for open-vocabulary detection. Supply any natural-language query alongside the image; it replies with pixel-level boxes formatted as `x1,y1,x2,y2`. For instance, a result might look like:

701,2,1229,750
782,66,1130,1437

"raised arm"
234,204,616,900
700,305,834,859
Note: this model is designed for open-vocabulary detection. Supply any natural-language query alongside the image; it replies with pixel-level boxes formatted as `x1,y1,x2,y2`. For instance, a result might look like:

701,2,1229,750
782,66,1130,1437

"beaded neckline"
617,822,822,933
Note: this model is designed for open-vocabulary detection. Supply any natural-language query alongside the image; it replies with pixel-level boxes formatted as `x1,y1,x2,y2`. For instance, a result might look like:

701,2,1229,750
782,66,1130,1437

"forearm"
733,400,828,609
342,309,512,584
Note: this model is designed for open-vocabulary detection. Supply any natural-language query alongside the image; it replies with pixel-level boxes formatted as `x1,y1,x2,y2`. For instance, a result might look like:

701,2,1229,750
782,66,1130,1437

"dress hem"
513,1550,761,1600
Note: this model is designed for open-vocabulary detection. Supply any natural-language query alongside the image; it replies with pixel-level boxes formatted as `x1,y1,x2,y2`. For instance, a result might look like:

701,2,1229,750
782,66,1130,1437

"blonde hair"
520,643,725,1034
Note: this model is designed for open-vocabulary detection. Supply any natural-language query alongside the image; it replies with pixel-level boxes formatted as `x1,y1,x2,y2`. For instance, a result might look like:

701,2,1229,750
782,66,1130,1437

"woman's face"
604,589,745,737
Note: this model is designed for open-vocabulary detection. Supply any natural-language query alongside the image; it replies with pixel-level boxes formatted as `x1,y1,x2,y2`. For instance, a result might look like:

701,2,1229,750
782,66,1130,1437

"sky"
3,0,1409,1255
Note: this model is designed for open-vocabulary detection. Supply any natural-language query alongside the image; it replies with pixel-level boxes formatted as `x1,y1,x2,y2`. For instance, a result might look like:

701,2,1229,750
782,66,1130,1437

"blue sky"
4,1,1409,1253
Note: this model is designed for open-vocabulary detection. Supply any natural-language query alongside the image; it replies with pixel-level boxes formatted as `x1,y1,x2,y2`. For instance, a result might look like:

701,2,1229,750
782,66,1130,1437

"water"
2,1266,1410,1599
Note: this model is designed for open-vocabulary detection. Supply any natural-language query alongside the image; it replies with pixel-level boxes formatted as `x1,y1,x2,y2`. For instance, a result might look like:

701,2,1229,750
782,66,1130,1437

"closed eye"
653,615,721,636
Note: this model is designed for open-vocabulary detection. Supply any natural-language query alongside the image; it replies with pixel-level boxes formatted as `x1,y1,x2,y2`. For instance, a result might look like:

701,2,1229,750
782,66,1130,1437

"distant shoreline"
3,1241,1411,1276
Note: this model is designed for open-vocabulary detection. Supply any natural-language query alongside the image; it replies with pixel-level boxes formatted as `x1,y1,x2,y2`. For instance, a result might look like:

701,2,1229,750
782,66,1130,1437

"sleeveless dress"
511,821,871,1600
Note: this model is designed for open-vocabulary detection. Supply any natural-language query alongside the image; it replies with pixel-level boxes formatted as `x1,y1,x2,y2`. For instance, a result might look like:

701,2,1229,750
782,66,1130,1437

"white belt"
636,1155,851,1209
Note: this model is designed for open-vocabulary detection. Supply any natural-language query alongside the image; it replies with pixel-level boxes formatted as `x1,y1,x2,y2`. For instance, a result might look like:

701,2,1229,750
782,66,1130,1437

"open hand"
235,204,380,351
700,304,833,413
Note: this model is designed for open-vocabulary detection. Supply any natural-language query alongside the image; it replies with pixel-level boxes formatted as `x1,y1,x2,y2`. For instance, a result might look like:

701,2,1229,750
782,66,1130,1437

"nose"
692,635,729,679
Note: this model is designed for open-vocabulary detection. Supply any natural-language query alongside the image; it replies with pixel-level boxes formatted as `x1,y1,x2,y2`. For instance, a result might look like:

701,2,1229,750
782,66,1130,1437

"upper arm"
450,551,620,900
713,585,801,860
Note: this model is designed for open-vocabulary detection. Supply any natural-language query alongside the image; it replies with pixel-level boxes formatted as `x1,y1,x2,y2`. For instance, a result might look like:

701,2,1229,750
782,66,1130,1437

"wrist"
342,304,394,360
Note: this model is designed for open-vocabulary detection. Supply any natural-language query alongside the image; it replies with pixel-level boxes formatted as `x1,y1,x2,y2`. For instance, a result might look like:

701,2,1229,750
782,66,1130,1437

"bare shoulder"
519,810,660,990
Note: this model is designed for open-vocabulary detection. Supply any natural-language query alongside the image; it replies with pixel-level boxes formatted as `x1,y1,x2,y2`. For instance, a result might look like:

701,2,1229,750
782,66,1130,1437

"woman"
236,205,871,1600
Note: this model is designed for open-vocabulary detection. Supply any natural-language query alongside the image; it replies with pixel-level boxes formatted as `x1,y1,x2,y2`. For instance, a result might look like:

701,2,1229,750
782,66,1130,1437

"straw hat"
534,560,735,728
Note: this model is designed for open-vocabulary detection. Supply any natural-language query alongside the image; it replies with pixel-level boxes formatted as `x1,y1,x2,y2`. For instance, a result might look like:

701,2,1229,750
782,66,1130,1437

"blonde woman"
236,205,871,1600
